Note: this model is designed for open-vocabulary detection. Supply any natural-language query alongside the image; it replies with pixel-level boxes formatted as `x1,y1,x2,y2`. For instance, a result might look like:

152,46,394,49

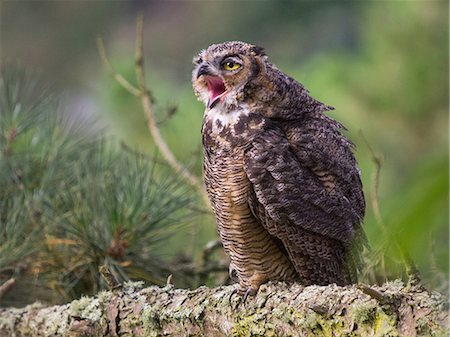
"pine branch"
0,69,207,304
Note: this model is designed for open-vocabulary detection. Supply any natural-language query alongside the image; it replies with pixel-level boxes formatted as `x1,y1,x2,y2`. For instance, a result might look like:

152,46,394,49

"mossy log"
0,281,448,336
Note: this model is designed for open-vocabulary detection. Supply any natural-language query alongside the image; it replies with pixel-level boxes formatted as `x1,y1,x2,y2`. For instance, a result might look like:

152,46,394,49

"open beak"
205,76,227,109
196,64,227,109
197,65,211,79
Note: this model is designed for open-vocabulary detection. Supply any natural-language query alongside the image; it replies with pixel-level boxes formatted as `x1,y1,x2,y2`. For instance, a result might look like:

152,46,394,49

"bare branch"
96,14,210,207
96,36,141,97
359,131,386,232
131,13,209,205
357,283,389,304
134,12,146,93
99,265,120,290
0,278,15,300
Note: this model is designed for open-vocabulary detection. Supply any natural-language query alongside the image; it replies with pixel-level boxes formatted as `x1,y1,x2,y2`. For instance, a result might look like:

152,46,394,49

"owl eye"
222,61,242,71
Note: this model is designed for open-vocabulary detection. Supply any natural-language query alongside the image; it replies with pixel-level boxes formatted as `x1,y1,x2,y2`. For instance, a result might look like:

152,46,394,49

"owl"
192,41,365,298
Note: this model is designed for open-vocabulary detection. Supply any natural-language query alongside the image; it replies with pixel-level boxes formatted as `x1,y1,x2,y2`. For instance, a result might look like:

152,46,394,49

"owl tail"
283,230,357,286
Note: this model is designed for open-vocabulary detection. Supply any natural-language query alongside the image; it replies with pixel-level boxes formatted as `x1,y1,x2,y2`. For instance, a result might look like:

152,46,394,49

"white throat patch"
205,105,250,134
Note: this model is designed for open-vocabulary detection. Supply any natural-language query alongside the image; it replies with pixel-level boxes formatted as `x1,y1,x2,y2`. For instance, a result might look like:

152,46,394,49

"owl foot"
243,287,257,303
228,286,258,305
228,288,239,305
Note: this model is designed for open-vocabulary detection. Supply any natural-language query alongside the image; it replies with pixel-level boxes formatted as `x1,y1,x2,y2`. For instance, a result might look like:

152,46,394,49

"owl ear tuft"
251,45,266,57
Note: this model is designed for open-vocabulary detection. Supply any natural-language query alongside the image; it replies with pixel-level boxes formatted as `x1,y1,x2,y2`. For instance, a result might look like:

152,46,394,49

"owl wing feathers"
284,113,365,223
243,114,365,284
244,126,361,244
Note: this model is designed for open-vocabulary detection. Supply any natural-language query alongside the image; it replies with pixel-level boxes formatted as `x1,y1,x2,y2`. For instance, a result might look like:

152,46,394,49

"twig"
134,12,146,95
97,14,212,264
3,126,17,155
166,274,173,287
309,305,329,316
99,264,120,290
396,237,421,286
359,131,421,285
0,278,16,300
96,37,141,97
96,13,209,207
359,131,386,232
201,240,223,265
133,13,207,202
357,283,389,304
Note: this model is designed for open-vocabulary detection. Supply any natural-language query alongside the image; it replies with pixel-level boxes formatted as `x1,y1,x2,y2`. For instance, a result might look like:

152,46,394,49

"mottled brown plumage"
192,41,365,295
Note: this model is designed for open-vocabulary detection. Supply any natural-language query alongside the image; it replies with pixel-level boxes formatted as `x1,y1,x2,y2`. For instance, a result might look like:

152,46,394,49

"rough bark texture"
0,281,448,337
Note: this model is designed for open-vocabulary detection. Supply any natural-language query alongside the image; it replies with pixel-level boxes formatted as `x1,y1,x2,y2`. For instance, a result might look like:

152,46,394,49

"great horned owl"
192,41,365,297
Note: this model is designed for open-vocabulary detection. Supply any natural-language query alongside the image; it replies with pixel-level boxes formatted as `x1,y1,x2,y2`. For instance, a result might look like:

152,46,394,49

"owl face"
192,41,266,111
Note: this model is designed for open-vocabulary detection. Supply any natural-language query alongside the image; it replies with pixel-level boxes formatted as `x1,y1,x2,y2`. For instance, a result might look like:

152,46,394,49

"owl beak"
196,64,227,109
206,76,227,109
196,65,212,79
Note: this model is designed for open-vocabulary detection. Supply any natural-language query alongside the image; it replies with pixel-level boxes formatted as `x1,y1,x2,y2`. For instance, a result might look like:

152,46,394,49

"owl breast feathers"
192,41,365,295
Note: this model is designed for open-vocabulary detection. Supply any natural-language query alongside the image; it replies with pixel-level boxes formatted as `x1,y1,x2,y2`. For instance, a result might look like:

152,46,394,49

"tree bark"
0,281,447,337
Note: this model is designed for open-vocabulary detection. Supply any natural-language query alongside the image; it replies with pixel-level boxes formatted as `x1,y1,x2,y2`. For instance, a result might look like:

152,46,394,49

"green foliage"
370,153,449,291
0,69,196,305
45,145,194,298
0,196,37,273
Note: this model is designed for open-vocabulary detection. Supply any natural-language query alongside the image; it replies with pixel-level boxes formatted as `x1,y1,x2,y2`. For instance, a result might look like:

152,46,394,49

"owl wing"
243,116,365,284
283,113,365,231
244,123,364,243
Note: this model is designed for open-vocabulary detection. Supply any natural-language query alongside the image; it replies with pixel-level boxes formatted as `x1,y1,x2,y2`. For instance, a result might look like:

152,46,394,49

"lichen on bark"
0,280,448,337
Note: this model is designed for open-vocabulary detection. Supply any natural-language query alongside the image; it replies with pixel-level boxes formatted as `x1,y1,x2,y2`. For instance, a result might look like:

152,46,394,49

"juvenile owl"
192,41,365,297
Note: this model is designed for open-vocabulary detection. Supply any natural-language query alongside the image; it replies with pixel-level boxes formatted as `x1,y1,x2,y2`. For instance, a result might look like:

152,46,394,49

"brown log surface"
0,281,448,337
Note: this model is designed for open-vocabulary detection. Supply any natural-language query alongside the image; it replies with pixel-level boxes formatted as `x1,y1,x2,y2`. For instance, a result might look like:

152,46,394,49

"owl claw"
229,286,257,305
228,288,238,305
243,287,257,303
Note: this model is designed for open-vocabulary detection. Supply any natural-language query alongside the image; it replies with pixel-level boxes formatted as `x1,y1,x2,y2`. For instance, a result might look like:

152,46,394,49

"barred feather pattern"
203,142,298,291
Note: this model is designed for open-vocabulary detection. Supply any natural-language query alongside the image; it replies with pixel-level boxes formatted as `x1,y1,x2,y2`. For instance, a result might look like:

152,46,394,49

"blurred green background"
1,0,448,303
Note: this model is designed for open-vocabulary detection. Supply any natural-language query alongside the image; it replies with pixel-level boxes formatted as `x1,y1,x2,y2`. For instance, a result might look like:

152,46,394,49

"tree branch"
0,281,447,336
96,13,210,207
0,278,15,300
96,36,141,97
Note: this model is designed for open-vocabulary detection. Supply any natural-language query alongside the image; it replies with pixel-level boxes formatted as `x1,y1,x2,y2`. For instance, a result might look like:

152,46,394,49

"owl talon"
228,288,238,305
243,287,257,303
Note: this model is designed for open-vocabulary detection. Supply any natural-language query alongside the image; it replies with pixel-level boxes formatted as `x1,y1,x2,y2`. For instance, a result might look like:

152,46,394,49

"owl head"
192,41,267,110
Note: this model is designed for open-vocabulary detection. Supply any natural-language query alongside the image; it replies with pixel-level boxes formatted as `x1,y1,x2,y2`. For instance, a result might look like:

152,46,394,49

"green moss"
231,309,276,337
298,311,322,331
96,290,111,303
373,311,398,337
311,317,334,337
352,302,377,325
69,296,90,316
348,302,398,337
69,296,102,321
142,307,162,337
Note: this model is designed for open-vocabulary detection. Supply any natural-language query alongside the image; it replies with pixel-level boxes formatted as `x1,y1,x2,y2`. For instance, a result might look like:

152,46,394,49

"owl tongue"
206,76,226,109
